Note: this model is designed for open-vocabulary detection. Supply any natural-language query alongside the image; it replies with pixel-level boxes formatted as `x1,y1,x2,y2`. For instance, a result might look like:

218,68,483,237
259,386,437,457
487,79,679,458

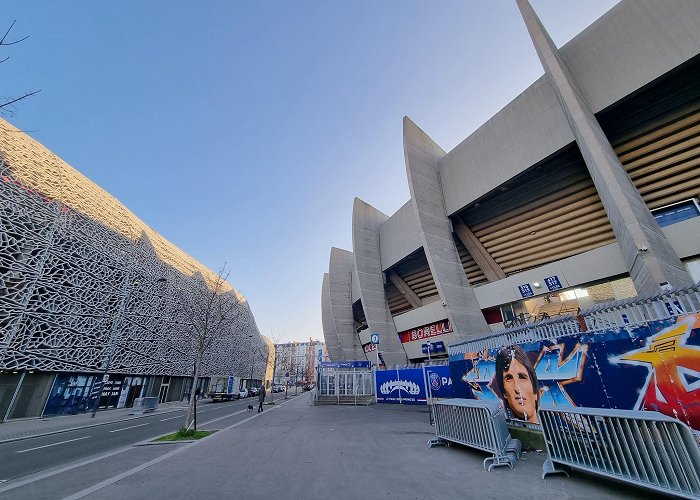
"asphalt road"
0,397,265,482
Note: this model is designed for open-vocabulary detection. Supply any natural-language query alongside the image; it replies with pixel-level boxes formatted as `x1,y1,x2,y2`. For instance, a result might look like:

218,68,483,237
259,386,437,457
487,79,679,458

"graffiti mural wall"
449,314,700,431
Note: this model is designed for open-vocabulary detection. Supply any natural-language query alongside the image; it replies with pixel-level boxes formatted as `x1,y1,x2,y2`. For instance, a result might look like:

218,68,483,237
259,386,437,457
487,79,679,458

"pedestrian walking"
257,386,266,412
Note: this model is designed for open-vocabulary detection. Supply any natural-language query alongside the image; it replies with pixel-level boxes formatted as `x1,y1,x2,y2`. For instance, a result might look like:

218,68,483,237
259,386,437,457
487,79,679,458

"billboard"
376,368,427,404
449,314,700,431
425,365,453,399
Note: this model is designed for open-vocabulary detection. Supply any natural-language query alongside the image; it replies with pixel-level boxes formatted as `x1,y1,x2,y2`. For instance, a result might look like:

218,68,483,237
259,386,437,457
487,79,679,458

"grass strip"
155,429,215,441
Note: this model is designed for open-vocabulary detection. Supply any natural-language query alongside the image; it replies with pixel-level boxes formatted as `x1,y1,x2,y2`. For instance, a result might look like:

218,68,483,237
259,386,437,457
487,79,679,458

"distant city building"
273,340,327,386
322,0,700,366
0,120,266,420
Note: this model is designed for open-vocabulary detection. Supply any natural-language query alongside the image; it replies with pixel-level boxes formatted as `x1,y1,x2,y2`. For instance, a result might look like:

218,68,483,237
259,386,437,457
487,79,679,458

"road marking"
17,436,91,454
159,415,181,422
200,409,247,426
109,423,149,433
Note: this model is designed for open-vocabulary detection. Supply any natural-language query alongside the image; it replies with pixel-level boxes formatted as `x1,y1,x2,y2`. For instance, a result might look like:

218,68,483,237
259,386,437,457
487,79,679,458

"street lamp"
426,340,432,363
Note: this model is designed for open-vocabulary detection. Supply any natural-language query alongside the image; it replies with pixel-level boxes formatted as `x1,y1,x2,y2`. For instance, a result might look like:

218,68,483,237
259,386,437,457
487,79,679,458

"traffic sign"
370,333,380,344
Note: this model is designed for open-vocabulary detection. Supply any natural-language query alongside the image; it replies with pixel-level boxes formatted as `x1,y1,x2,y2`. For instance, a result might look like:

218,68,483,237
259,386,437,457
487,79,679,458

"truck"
209,376,239,402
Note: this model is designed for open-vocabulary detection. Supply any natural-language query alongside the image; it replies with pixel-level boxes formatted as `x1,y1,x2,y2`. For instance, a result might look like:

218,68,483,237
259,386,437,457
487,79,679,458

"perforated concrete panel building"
0,120,266,420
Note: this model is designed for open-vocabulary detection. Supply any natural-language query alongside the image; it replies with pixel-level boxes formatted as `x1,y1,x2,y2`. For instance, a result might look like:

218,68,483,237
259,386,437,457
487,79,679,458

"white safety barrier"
539,406,700,499
428,399,521,471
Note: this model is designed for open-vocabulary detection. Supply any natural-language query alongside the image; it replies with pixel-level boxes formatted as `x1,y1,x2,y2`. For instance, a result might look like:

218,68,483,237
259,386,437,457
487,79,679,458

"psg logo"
429,372,441,390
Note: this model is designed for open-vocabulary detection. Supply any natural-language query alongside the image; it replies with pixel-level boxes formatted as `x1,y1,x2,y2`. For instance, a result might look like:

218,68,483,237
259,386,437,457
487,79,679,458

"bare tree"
1,21,41,118
177,267,248,430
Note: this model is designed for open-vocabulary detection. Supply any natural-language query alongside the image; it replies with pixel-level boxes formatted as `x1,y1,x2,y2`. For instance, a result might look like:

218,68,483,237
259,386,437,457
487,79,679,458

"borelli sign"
398,319,452,343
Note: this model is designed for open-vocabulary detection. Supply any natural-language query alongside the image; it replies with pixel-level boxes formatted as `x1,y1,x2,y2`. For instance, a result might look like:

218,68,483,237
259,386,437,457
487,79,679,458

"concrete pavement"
20,393,661,500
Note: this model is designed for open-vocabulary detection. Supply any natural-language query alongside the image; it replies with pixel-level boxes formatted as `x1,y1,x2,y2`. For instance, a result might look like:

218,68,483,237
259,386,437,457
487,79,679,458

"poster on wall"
449,314,700,431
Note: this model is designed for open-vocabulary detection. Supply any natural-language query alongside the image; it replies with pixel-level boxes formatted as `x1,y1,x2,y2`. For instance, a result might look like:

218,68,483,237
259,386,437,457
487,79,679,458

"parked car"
274,385,285,393
248,387,260,397
238,389,249,399
209,391,240,402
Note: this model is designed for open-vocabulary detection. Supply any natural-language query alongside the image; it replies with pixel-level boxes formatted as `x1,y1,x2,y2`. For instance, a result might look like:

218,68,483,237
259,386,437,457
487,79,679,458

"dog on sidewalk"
247,404,254,412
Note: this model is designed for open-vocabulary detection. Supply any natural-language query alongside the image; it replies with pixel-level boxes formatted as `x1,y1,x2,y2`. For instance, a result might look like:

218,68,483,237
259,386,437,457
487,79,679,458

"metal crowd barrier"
539,406,700,499
128,396,159,415
428,399,521,471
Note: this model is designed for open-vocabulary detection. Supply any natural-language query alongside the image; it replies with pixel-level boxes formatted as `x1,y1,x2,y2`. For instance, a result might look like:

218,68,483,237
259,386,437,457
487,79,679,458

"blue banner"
422,341,446,354
320,360,370,369
425,365,454,398
376,368,426,404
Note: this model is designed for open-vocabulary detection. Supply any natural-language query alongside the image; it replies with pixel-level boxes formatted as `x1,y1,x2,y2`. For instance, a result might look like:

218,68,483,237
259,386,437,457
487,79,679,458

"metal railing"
450,284,700,355
580,285,700,331
428,399,521,471
539,406,700,499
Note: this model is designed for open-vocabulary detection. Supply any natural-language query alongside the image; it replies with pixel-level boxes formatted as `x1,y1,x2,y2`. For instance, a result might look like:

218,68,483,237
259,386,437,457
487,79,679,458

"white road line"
159,415,181,422
17,436,91,454
109,423,149,433
200,409,247,426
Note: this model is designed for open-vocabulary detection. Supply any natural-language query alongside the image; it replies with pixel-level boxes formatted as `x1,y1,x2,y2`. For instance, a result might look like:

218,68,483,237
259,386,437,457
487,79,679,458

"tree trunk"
184,357,201,430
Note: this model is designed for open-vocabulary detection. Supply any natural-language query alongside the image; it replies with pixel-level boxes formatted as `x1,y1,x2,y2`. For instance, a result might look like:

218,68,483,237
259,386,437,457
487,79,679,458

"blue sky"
3,1,619,343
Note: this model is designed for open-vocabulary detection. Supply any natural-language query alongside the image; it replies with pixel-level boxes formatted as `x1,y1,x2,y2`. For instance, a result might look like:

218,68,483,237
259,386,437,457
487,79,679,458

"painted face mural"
495,346,540,423
451,312,700,432
502,358,537,421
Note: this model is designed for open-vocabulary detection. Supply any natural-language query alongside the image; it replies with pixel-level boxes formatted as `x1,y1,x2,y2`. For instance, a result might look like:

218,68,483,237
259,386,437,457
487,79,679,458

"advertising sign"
398,319,452,343
363,343,377,353
375,368,427,405
425,365,453,399
227,376,236,393
422,341,446,354
449,313,700,431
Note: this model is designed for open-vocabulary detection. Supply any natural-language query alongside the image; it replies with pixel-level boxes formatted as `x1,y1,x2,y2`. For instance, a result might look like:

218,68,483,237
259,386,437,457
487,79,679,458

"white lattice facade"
0,119,266,419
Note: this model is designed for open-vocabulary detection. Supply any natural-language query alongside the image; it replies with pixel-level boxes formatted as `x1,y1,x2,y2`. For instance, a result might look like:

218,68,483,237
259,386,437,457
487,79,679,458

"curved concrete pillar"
516,0,693,296
329,247,363,360
352,198,408,366
403,116,489,339
321,273,343,361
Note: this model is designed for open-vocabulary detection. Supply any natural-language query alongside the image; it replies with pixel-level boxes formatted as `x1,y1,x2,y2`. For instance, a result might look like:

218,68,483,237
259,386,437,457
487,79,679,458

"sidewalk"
0,401,189,444
63,395,658,500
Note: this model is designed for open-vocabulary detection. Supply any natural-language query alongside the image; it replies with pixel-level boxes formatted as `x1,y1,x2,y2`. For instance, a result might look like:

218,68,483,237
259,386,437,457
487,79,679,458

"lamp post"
426,339,432,363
